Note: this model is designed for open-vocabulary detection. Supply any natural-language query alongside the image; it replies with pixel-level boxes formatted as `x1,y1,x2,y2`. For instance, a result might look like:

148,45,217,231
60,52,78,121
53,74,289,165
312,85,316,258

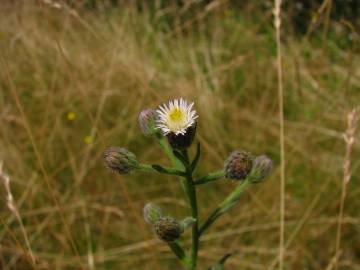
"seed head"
138,109,159,136
143,203,162,224
103,147,139,174
153,216,183,242
224,150,253,180
249,155,273,183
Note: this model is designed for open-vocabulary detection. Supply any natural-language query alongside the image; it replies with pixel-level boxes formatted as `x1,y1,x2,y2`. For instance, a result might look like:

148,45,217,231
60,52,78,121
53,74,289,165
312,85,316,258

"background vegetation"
0,1,359,269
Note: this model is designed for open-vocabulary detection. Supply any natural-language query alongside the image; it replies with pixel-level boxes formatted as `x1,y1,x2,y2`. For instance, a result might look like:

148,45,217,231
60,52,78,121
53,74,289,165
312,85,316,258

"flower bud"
224,150,253,180
103,147,139,174
143,203,162,224
153,216,183,242
249,155,273,183
138,109,159,136
166,123,197,150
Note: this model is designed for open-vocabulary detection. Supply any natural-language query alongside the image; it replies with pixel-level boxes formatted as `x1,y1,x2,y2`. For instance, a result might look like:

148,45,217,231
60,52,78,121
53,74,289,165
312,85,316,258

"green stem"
199,179,251,236
156,137,196,268
198,207,221,236
157,137,188,191
182,150,199,270
189,181,199,270
157,137,183,168
219,179,251,209
155,138,200,269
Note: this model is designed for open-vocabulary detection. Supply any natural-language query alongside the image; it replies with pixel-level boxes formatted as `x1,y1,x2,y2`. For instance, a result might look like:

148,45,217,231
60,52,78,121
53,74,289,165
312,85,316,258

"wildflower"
138,109,159,137
103,147,139,174
157,98,198,149
248,155,273,183
224,150,253,180
67,111,76,121
153,216,183,242
157,98,197,135
143,203,162,224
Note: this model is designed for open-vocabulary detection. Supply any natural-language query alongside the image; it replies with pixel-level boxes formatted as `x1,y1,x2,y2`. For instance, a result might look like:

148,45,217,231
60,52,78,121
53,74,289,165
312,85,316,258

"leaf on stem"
208,253,232,270
168,241,192,267
172,150,191,171
151,164,186,177
190,142,201,172
151,164,168,174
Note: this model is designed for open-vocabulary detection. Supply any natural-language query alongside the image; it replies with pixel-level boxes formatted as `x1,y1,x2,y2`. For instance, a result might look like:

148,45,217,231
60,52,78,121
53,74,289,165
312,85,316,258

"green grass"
0,2,359,269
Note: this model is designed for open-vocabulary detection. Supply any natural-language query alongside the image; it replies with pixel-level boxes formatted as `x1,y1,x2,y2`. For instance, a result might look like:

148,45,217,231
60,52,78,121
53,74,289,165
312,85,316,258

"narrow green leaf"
173,150,187,164
151,164,187,177
172,150,191,173
190,142,201,172
151,164,168,174
208,254,232,270
168,241,192,267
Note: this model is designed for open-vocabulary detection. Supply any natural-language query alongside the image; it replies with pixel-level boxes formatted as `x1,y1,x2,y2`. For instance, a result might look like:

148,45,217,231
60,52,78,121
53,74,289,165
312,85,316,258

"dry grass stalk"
0,162,36,265
334,107,360,270
274,0,285,269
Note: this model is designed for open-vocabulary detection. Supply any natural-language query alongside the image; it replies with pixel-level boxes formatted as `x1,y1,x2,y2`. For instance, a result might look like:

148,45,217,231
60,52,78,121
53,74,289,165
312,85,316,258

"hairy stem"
156,138,199,268
199,207,221,236
157,137,188,192
181,150,199,270
187,175,199,269
200,179,251,236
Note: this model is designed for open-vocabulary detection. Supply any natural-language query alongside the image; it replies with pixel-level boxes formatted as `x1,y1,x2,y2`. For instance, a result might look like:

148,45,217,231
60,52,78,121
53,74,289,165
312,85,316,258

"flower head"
138,109,159,137
156,98,198,136
153,216,183,242
224,150,253,180
249,155,273,183
103,147,139,174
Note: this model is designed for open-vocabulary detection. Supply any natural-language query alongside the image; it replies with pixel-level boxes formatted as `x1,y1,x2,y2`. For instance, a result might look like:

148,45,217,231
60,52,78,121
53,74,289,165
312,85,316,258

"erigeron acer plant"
103,98,273,270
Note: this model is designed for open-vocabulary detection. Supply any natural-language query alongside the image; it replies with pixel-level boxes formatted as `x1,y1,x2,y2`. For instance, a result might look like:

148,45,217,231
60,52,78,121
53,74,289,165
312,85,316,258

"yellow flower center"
169,108,184,122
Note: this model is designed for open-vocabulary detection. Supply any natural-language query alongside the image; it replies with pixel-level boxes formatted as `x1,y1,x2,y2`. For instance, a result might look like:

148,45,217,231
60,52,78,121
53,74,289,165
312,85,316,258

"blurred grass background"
0,0,360,269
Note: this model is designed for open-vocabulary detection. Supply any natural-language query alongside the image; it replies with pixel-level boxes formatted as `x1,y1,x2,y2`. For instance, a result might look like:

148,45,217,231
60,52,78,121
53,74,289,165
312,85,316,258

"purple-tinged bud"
138,109,159,136
103,147,139,174
249,155,273,183
153,216,183,242
224,150,253,180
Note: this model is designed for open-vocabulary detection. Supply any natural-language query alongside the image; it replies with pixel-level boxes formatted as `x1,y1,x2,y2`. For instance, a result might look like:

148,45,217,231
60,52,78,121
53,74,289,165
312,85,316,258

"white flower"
156,98,198,135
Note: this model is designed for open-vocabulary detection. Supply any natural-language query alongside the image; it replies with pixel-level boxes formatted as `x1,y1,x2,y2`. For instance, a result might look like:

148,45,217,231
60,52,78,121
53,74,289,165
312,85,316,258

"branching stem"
180,150,199,270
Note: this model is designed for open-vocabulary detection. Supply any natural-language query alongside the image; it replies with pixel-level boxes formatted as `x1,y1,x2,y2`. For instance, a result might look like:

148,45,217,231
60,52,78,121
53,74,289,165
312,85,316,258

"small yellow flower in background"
67,111,76,121
84,135,93,145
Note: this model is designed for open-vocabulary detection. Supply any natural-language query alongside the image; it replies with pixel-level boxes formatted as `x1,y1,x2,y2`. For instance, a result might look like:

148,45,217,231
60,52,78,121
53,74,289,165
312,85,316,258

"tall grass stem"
334,107,359,270
274,0,285,269
0,162,36,266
